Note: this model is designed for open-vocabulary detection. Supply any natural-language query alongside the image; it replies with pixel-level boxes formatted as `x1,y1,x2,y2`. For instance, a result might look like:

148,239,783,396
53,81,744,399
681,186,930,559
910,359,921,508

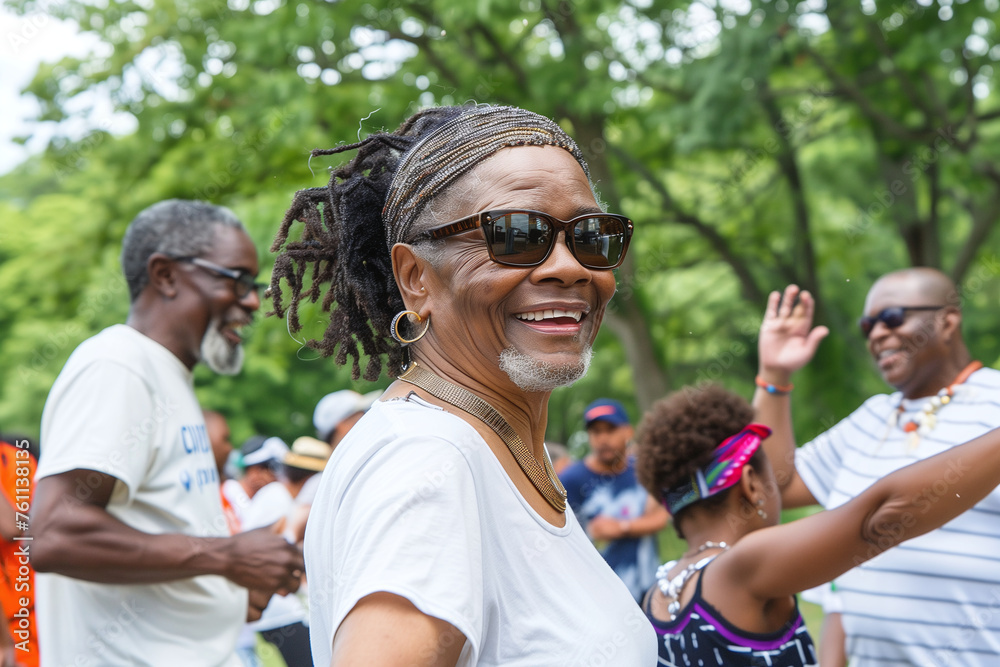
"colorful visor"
661,423,772,516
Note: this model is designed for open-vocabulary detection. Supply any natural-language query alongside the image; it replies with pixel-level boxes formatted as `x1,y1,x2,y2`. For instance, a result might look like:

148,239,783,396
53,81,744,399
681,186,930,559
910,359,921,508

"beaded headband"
661,423,772,516
381,105,591,248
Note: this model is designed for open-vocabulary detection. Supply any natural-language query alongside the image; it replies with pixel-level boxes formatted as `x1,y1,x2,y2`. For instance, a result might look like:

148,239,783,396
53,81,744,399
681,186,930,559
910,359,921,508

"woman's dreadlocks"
268,106,466,381
269,103,590,381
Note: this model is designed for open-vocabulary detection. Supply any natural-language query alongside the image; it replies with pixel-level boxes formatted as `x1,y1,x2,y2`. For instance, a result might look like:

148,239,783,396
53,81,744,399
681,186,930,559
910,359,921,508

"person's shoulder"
359,397,487,453
837,391,895,425
255,480,293,503
968,365,1000,388
558,459,592,484
858,391,896,409
332,398,484,479
47,326,148,394
63,324,165,372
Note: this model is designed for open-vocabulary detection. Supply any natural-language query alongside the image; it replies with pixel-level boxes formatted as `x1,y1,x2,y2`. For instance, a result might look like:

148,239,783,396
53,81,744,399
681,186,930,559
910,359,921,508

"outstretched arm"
753,285,828,508
721,424,1000,603
31,469,303,597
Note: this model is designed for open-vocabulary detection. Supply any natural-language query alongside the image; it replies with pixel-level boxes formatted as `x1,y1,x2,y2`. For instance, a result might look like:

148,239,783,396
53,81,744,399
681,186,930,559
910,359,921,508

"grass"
258,636,287,667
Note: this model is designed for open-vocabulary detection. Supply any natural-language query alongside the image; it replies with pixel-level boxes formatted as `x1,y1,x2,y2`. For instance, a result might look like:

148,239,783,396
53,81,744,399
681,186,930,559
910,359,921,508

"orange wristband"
755,375,793,395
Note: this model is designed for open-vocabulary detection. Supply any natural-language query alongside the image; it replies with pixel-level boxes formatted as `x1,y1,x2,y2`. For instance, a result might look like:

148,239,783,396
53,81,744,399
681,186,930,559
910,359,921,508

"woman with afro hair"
636,383,1000,666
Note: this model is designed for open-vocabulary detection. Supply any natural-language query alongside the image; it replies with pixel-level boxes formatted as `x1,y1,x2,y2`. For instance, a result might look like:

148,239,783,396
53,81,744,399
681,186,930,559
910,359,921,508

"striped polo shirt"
796,366,1000,665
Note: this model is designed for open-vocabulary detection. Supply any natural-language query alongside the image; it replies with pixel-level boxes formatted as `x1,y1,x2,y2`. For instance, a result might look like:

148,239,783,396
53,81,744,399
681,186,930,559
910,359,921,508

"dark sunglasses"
858,305,946,339
410,209,634,269
173,256,266,299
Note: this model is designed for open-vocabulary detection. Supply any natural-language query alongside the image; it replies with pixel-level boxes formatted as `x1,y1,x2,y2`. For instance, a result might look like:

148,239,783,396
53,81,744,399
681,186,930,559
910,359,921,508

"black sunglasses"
173,256,266,299
410,209,634,269
858,305,946,338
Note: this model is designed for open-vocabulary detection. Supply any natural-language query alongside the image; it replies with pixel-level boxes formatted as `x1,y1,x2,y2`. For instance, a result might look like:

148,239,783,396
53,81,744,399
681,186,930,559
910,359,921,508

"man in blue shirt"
559,399,670,600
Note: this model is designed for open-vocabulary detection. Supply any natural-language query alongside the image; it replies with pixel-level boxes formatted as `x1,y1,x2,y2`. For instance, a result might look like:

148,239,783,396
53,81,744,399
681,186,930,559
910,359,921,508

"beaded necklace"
656,541,730,621
888,360,982,448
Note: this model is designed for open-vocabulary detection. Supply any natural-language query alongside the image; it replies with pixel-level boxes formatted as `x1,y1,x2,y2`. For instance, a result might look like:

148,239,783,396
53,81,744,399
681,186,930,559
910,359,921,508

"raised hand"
759,285,829,380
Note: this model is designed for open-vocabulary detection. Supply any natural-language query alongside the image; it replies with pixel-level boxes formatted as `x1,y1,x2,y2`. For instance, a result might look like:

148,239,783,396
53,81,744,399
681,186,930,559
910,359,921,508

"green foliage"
2,0,1000,453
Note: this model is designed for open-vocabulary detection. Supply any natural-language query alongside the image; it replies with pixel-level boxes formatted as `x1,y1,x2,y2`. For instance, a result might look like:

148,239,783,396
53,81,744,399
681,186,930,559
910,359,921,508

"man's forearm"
752,377,798,491
622,509,668,538
32,500,233,584
31,472,303,595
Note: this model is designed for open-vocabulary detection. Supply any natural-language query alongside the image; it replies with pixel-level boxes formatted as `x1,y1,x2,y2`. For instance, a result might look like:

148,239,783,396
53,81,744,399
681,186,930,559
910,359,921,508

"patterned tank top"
644,558,817,666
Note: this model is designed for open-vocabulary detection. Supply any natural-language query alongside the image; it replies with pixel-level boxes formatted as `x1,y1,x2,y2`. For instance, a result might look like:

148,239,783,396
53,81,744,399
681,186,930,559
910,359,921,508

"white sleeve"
294,473,322,506
328,436,483,655
241,483,293,530
37,360,156,502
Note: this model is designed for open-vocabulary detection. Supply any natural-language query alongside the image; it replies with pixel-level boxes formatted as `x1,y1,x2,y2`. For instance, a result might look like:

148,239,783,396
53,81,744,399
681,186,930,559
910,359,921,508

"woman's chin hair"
498,346,592,392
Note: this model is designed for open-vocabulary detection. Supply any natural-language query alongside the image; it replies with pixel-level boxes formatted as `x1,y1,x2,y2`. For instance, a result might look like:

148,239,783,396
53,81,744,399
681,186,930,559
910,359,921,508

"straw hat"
284,436,333,472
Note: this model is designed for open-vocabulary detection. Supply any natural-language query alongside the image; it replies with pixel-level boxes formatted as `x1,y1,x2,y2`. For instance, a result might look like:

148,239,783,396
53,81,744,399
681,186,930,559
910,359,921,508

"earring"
391,310,430,345
756,498,767,520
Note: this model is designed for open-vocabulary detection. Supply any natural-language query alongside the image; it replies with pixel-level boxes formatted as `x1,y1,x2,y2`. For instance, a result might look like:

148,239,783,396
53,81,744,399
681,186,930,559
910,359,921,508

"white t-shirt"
305,395,657,667
222,477,251,524
796,366,1000,665
294,471,323,507
239,481,307,634
36,325,246,667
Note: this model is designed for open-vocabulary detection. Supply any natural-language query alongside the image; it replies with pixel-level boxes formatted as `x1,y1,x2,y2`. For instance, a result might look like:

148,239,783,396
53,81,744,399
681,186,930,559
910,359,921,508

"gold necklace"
398,362,567,513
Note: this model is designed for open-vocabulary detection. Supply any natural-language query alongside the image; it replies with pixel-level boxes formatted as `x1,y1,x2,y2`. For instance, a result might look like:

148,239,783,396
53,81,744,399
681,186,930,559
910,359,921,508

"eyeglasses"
411,209,634,269
858,306,946,338
173,256,266,299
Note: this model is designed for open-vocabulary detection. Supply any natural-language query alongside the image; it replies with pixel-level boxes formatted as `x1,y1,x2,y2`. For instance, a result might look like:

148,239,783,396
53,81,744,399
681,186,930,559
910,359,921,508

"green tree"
2,0,999,448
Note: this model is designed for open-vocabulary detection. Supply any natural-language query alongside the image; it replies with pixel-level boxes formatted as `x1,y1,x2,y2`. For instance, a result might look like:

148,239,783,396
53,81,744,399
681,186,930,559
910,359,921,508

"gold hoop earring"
391,310,430,345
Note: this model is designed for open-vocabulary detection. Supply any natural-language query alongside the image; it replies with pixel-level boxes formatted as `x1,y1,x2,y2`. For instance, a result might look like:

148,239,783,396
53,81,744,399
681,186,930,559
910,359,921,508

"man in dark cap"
559,398,669,600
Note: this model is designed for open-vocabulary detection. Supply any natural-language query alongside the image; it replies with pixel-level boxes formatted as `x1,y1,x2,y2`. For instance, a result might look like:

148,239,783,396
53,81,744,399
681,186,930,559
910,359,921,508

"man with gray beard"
31,200,303,666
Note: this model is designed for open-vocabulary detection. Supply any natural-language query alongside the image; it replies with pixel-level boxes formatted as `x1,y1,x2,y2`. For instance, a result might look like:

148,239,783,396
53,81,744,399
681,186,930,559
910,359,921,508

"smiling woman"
269,105,655,666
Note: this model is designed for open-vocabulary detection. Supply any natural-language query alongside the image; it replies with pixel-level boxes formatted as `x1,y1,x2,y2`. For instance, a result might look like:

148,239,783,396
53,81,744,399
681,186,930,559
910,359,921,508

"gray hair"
121,199,245,301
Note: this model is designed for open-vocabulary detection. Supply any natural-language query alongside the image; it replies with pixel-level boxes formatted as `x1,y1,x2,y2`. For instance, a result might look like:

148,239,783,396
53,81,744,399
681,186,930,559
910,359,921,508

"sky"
0,4,106,175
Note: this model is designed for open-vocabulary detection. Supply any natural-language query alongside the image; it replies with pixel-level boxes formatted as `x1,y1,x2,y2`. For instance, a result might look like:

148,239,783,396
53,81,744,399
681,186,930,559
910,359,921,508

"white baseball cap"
313,390,379,441
241,436,289,467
